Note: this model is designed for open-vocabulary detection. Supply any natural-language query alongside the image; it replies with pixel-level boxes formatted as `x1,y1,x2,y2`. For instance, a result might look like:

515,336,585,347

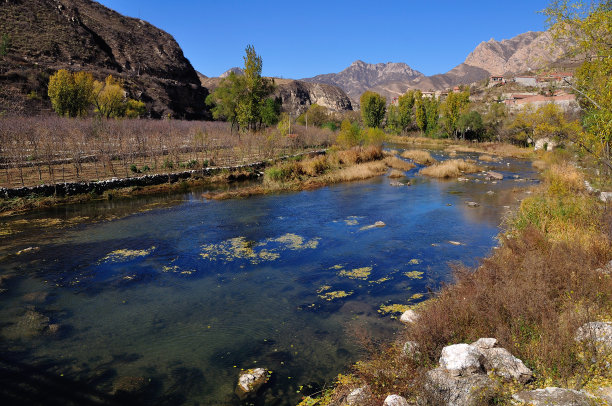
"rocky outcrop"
0,0,208,118
399,309,419,324
383,394,410,406
220,67,244,78
345,386,371,405
512,387,595,405
426,338,533,406
275,80,353,115
235,368,269,399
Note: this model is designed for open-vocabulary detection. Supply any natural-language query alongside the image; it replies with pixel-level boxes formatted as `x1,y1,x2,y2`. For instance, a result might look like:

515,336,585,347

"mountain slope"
0,0,208,118
302,60,423,101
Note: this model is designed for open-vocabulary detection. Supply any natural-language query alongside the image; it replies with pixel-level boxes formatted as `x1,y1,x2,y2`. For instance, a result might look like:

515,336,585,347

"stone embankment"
0,150,326,200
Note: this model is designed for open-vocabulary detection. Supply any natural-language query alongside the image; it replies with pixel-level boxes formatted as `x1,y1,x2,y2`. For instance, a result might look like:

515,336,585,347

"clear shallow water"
0,149,538,405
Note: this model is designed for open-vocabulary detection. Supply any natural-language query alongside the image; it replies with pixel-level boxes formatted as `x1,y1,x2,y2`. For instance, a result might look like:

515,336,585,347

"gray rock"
400,310,419,324
595,260,612,275
439,344,484,376
402,341,420,358
235,368,269,399
383,394,409,406
471,338,497,350
576,322,612,351
599,191,612,202
466,201,480,207
512,387,594,405
426,367,496,406
479,347,533,384
345,386,370,405
359,221,386,231
486,171,504,180
486,190,495,195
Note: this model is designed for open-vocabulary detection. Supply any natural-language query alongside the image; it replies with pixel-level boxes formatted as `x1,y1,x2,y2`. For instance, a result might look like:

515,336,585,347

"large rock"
275,80,353,116
486,171,504,181
235,368,269,399
426,367,496,406
383,394,410,406
575,322,612,351
479,347,533,384
400,310,419,324
512,387,595,405
439,344,484,376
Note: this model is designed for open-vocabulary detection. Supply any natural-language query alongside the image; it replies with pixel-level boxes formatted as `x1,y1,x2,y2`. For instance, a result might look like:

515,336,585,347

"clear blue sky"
96,0,551,78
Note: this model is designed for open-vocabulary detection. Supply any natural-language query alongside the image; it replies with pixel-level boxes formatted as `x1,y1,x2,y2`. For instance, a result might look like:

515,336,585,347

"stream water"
0,148,538,405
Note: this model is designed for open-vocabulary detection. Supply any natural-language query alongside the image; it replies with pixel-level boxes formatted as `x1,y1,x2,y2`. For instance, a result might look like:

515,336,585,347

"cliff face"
275,81,353,116
0,0,208,118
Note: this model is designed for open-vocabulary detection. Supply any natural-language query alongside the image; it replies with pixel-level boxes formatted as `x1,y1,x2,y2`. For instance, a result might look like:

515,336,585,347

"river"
0,148,538,405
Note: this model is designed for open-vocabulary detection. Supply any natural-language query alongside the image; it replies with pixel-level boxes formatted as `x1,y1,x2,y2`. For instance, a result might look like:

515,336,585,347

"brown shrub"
420,159,481,178
401,150,437,165
300,154,330,176
478,154,497,162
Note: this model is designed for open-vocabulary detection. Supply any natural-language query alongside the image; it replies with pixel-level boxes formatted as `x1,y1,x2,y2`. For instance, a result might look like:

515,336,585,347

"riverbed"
0,149,538,405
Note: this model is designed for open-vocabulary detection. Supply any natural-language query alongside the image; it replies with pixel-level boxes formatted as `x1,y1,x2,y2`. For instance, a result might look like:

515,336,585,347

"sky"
96,0,552,78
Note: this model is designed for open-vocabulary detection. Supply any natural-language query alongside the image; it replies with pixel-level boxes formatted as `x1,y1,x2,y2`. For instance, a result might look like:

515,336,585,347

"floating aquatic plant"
317,285,332,294
318,290,353,301
404,271,424,279
99,246,156,264
408,259,421,265
378,304,412,315
369,276,391,284
338,266,372,280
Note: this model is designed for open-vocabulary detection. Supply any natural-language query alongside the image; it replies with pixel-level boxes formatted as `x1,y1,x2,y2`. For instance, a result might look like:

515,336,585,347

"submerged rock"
112,376,151,396
512,387,594,405
2,309,50,340
235,368,270,399
359,221,386,231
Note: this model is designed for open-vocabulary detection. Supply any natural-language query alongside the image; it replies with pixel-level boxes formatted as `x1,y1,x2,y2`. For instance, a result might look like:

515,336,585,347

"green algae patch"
318,290,353,301
329,264,344,270
408,259,421,265
410,293,424,300
200,233,318,265
99,246,156,264
338,266,372,280
369,276,392,284
272,233,320,250
317,285,332,294
404,271,424,279
378,304,412,315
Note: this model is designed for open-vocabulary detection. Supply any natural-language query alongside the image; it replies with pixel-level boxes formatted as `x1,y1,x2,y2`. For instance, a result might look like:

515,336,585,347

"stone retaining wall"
0,150,326,199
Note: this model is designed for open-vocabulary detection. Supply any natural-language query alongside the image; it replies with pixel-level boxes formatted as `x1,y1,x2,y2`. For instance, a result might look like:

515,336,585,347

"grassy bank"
203,146,390,200
300,151,612,405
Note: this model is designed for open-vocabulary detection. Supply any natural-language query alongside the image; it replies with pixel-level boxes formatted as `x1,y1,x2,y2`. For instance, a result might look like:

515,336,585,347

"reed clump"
420,159,481,178
400,150,437,166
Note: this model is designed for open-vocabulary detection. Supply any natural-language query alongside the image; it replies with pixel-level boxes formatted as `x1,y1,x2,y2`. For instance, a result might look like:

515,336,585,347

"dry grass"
384,156,415,171
445,143,533,159
400,150,437,166
478,154,497,162
317,161,388,184
532,160,547,171
420,159,481,178
388,169,405,178
386,134,450,146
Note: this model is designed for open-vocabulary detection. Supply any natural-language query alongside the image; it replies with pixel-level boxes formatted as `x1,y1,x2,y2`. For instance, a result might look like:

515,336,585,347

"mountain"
0,0,208,118
302,60,424,102
307,31,568,101
220,67,244,78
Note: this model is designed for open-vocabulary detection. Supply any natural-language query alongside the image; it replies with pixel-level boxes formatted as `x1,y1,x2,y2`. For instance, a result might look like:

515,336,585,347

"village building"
504,91,578,112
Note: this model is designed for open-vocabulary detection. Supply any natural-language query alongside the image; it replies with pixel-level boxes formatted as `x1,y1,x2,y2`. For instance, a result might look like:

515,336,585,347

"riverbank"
0,150,326,217
300,151,612,405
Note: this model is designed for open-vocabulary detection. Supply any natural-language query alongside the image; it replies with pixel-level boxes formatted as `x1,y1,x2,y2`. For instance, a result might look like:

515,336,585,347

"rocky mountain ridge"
302,60,424,102
306,31,569,101
0,0,208,118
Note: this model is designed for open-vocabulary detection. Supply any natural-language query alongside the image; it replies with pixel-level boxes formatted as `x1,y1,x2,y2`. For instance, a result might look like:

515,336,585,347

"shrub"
300,155,329,176
384,156,415,171
162,159,174,169
129,164,140,173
